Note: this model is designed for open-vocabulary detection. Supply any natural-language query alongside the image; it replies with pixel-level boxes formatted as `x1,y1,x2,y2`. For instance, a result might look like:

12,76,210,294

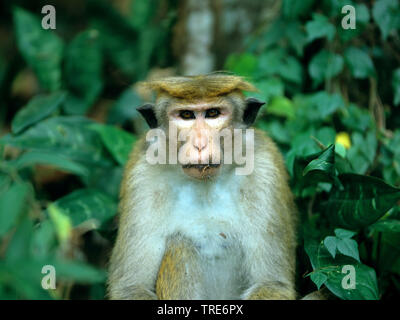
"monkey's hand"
242,281,296,300
156,234,203,300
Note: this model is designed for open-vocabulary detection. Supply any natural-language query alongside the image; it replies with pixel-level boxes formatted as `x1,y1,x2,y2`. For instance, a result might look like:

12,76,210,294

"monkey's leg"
243,281,296,300
156,235,204,300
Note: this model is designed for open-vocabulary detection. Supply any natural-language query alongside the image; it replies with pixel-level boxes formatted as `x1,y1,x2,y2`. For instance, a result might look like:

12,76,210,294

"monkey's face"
167,100,231,180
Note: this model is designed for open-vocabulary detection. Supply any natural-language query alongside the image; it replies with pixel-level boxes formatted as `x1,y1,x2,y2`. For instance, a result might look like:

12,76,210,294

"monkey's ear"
137,104,158,129
243,98,265,126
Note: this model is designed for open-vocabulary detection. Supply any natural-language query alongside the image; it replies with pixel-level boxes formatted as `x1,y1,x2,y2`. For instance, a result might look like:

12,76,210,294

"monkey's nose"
193,136,207,151
194,143,206,152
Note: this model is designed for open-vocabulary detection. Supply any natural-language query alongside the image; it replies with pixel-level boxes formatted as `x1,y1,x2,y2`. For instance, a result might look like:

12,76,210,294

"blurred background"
0,0,399,300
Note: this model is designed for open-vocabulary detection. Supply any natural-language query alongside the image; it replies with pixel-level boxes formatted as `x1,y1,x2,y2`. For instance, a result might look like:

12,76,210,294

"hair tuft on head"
139,73,257,100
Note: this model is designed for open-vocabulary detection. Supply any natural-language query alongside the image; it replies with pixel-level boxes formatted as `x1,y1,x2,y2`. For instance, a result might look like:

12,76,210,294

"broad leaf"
0,116,113,166
9,151,89,177
305,239,379,300
344,47,375,79
324,236,338,258
309,50,344,86
13,7,64,91
372,0,400,40
90,124,136,165
392,68,400,106
326,174,400,229
310,271,328,290
369,220,400,233
306,13,335,43
225,53,257,78
50,189,117,230
64,30,103,115
12,91,66,134
0,182,31,237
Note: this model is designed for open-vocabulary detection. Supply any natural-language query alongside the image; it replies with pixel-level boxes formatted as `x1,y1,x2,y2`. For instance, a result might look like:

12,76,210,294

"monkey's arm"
156,234,204,300
107,230,163,300
241,235,297,300
243,281,296,300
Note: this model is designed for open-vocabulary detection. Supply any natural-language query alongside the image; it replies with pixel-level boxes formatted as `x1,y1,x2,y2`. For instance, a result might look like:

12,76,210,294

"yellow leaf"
335,132,351,149
48,204,72,243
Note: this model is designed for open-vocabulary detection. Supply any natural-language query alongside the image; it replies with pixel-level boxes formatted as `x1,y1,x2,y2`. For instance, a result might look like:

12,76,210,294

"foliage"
225,0,400,299
0,0,399,300
0,0,176,299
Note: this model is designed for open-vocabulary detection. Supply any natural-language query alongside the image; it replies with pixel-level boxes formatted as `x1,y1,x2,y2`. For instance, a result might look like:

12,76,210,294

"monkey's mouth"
182,164,220,170
181,164,221,179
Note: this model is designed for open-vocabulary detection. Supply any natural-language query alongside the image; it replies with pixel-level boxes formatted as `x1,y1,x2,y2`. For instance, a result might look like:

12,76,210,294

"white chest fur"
167,175,242,251
163,173,247,299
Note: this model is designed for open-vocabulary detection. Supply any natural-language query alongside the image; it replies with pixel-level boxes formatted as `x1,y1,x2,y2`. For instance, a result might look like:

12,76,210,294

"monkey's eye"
205,108,221,118
179,110,195,120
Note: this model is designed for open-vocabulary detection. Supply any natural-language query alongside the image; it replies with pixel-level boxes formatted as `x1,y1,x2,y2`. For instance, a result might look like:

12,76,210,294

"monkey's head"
137,73,264,180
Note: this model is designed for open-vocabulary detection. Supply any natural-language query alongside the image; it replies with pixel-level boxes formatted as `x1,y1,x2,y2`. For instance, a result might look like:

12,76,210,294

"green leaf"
292,145,338,196
266,96,295,119
347,131,377,174
48,204,72,244
310,271,328,290
303,144,335,177
5,217,34,263
337,238,360,262
9,151,89,177
0,116,113,166
257,50,302,84
372,0,400,40
256,120,291,145
282,0,315,18
285,21,307,56
392,68,400,106
81,166,123,199
90,124,136,165
0,259,51,299
324,236,338,258
316,127,336,147
225,53,257,77
13,7,64,91
249,78,284,103
326,174,400,229
107,89,144,125
335,228,357,239
306,13,336,43
305,239,379,300
31,220,56,258
310,91,345,119
50,189,117,230
309,50,344,86
369,220,400,233
11,91,66,134
344,47,375,79
64,30,103,115
340,103,373,132
53,259,107,283
0,182,31,237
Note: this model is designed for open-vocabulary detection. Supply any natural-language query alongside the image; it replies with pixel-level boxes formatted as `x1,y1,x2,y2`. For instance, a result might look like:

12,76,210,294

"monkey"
107,73,299,300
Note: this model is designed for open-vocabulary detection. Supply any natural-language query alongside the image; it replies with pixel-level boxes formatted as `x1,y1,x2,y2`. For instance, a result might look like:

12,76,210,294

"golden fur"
139,73,257,100
107,75,303,300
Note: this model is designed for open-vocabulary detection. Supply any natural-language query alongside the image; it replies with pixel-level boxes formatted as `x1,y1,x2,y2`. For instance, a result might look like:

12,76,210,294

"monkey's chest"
168,184,243,256
167,185,245,299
